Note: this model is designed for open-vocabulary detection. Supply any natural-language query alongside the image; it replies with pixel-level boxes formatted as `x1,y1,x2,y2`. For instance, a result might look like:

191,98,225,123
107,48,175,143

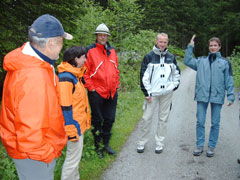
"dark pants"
88,91,118,148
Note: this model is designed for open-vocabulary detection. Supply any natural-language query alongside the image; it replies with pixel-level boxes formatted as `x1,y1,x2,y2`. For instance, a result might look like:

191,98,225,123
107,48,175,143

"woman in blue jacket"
184,35,235,157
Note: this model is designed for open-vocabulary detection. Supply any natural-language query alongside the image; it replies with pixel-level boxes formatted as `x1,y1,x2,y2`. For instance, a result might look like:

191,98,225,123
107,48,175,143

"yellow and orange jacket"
57,62,91,141
0,42,67,164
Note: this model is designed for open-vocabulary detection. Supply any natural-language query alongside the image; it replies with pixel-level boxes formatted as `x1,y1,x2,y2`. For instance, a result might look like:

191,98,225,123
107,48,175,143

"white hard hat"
94,23,110,36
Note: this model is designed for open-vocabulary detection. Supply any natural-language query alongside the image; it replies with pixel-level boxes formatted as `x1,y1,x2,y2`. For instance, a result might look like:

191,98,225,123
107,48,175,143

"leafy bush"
118,60,141,92
121,30,156,59
229,46,240,88
168,45,185,57
0,140,18,180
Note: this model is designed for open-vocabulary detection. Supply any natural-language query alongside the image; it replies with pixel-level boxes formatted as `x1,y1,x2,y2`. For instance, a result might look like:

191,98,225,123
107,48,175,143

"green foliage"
0,140,18,180
118,60,141,92
139,0,240,57
210,0,240,56
120,30,156,59
66,0,144,49
229,46,240,88
106,0,143,49
141,0,197,49
168,45,185,57
71,0,107,47
0,0,80,58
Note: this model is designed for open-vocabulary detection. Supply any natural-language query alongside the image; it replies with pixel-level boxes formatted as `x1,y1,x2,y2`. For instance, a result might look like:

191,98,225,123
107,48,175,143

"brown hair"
208,37,221,47
63,46,86,67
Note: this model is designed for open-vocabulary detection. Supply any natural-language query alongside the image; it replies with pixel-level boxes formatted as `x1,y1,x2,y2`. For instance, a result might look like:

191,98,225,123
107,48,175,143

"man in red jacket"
84,23,120,158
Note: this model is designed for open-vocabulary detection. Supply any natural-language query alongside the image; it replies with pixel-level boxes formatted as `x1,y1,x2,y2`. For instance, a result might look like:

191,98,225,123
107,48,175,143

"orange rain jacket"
0,42,67,164
57,62,91,141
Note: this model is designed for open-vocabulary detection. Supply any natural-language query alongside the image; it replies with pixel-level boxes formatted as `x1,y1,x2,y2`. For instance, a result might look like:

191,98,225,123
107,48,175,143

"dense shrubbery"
229,46,240,88
0,0,143,98
0,140,18,180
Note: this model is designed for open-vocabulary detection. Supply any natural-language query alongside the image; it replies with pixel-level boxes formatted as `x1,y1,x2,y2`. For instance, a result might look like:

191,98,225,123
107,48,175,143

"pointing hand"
190,34,196,47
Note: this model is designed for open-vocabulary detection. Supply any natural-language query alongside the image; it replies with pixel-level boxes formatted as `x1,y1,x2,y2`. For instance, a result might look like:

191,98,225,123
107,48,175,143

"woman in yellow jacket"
57,46,91,180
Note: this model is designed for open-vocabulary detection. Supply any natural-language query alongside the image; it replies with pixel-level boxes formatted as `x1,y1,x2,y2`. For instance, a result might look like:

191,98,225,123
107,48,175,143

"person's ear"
48,38,54,49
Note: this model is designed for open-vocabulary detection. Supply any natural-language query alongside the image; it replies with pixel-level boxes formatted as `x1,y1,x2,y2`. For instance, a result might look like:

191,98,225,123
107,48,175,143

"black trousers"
88,91,118,147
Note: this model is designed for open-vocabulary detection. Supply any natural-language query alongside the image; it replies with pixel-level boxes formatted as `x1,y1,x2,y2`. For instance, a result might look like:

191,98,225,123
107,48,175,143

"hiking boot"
193,146,203,156
155,145,163,154
96,149,104,158
137,145,145,153
104,145,116,155
206,147,214,157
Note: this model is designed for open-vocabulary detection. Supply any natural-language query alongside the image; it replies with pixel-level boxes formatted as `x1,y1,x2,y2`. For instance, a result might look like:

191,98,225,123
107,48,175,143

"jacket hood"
57,62,87,78
3,43,51,72
153,45,168,56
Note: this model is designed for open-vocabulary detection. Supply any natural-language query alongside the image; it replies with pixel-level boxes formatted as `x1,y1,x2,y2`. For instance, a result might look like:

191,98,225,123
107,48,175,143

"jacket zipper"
150,65,154,84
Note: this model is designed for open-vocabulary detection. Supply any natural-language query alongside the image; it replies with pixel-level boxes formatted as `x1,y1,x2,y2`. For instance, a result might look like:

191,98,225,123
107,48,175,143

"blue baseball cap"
29,14,72,40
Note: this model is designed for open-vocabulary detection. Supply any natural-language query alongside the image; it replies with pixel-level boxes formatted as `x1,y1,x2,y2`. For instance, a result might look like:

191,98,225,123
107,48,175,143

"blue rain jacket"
184,45,235,104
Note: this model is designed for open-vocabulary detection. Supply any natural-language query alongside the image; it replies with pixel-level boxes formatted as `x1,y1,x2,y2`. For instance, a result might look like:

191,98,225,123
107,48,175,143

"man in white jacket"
137,33,180,154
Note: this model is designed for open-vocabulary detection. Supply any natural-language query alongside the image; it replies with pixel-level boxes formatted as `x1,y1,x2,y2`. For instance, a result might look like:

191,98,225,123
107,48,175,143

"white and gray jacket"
140,45,181,97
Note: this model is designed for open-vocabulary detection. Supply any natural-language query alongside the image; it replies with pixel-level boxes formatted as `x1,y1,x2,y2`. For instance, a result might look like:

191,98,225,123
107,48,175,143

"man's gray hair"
28,27,51,48
156,33,168,39
29,35,50,49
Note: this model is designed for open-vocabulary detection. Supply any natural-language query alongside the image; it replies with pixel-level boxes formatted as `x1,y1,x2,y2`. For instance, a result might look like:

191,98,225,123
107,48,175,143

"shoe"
206,147,214,157
137,145,145,153
237,159,240,164
104,145,116,155
96,149,104,158
193,146,203,156
155,145,163,154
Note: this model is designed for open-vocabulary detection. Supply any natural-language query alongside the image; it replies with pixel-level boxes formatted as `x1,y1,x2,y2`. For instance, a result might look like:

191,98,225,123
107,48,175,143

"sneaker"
137,145,145,153
193,146,203,156
155,145,163,154
206,147,214,157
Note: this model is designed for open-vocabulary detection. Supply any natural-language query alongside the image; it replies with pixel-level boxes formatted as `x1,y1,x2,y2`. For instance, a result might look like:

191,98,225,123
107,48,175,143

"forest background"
0,0,239,179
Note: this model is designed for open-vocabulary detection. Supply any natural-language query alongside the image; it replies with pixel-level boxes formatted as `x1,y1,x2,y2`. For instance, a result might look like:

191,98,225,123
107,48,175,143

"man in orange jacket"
84,23,120,158
0,14,72,180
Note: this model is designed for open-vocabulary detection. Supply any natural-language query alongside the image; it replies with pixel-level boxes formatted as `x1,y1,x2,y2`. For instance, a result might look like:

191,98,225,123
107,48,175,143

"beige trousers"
138,92,173,147
61,135,84,180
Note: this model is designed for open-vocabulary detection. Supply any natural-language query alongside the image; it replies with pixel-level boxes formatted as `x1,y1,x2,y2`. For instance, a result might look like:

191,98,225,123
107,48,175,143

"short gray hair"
29,35,50,48
156,33,168,39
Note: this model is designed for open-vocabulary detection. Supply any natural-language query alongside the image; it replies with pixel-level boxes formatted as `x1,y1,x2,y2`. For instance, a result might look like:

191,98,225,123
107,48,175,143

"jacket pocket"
216,88,225,99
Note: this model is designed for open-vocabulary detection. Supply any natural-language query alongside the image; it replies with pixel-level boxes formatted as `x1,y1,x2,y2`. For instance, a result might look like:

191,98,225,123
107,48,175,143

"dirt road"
101,67,240,180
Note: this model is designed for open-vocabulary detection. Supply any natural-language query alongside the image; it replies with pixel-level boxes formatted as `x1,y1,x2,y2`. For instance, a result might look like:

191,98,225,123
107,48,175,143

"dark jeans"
88,91,118,147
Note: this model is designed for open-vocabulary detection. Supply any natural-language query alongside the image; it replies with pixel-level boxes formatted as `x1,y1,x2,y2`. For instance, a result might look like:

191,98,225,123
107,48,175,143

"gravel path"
101,67,240,180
